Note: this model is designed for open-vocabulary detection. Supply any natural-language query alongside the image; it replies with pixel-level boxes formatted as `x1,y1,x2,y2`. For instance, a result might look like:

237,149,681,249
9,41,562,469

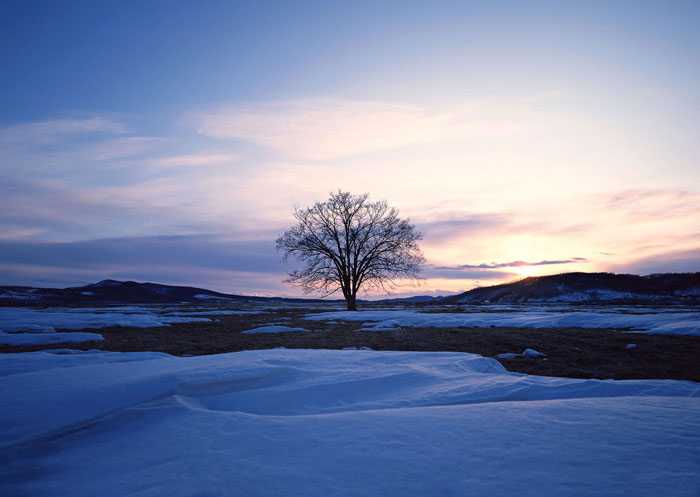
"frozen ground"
0,330,104,346
1,348,699,497
168,309,266,316
0,307,212,345
2,303,700,347
305,308,700,335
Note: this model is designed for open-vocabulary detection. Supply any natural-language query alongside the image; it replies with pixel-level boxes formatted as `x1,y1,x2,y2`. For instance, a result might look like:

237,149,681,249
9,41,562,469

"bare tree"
276,191,424,310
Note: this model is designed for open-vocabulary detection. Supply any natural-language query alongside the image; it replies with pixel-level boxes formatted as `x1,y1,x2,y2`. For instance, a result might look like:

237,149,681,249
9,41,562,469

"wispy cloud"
606,189,700,221
0,117,125,146
417,214,511,242
613,247,700,275
194,97,528,161
149,153,238,167
435,257,588,270
0,116,165,175
0,235,290,293
0,178,213,242
421,267,515,281
82,137,167,161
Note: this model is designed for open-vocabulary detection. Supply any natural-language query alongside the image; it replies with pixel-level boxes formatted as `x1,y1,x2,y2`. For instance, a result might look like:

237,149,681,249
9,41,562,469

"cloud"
194,97,527,161
612,247,700,275
0,117,125,147
421,266,515,281
606,189,700,221
0,235,290,292
435,257,588,270
0,227,43,240
0,234,280,271
0,179,122,240
417,214,510,242
149,153,238,167
0,178,222,242
195,98,441,161
0,116,166,176
82,137,167,161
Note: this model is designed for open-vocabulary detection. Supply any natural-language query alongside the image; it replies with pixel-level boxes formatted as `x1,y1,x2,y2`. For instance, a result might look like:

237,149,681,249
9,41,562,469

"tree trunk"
346,295,357,311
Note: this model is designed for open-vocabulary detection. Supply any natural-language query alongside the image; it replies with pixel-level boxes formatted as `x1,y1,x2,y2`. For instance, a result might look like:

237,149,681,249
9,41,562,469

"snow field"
0,307,213,345
1,348,699,497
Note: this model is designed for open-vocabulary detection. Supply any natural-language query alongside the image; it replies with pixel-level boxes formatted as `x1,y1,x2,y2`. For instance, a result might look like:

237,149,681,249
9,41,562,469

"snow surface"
194,293,233,300
0,349,172,377
0,307,212,333
305,309,700,335
496,348,546,360
0,306,212,345
522,347,546,358
495,352,520,359
1,349,699,497
241,325,308,334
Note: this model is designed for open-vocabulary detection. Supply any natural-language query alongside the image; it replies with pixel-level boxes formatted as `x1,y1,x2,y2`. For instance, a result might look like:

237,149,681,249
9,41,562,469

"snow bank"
496,348,546,360
0,306,216,346
305,309,700,335
0,306,209,333
0,307,212,334
0,307,213,345
241,325,308,334
1,349,699,497
523,347,546,358
0,349,172,377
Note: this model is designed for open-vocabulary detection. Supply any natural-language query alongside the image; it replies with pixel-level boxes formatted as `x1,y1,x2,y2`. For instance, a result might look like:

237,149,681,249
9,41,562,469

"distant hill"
441,272,700,304
0,279,333,306
374,295,443,304
3,273,699,307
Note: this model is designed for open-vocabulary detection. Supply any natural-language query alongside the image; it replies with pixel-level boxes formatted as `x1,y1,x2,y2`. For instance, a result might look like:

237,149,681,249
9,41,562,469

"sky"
1,0,699,297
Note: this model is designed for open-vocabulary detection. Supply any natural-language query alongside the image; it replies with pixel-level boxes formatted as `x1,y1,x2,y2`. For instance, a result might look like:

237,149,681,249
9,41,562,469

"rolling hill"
441,272,700,304
2,272,699,306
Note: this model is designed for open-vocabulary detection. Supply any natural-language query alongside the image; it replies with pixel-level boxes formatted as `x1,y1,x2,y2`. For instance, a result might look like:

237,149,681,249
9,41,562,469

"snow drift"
1,348,699,497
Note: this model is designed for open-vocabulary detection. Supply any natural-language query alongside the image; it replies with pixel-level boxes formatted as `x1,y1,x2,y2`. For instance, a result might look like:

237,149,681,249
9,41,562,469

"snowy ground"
0,306,213,345
2,303,699,347
305,308,700,335
1,348,698,497
241,325,309,334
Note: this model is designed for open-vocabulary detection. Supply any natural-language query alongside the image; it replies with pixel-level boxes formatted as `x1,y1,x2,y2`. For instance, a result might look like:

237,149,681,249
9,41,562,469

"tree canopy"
276,191,424,310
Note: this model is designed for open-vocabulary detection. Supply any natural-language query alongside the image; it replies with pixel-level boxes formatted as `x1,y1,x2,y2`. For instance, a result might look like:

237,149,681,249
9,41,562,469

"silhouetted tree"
276,191,424,310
